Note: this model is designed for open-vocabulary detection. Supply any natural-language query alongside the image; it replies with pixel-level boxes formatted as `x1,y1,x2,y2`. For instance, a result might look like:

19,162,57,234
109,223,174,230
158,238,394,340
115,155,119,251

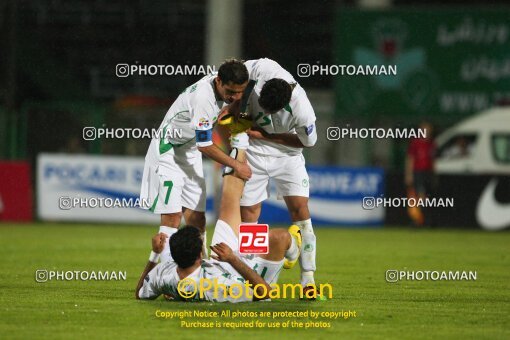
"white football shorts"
240,152,310,206
140,157,206,214
210,220,284,285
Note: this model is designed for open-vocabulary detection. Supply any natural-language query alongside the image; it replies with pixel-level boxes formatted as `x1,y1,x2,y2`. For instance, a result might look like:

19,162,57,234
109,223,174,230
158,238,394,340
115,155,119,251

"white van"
435,107,510,174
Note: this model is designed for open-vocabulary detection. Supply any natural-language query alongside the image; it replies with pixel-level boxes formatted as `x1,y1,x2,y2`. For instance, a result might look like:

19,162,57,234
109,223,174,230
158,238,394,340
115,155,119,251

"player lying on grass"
135,132,302,302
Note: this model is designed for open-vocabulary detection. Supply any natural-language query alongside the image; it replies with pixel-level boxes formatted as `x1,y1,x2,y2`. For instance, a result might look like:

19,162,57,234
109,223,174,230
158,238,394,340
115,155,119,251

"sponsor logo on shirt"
305,124,315,136
198,118,210,129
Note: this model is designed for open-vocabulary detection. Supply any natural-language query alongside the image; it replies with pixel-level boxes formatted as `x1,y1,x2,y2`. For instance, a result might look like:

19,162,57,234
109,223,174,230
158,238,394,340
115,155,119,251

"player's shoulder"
246,58,295,84
185,74,217,106
287,84,315,120
245,58,280,71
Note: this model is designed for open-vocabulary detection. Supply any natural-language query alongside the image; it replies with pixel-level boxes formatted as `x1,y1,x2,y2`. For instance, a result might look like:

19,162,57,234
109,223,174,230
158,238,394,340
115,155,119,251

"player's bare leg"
214,103,301,270
240,203,262,224
259,229,298,262
215,151,300,270
217,149,248,237
183,208,208,258
284,195,317,290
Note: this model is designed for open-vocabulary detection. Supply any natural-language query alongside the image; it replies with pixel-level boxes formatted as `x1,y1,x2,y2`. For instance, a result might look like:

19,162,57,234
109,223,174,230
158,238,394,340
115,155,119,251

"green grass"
0,223,509,339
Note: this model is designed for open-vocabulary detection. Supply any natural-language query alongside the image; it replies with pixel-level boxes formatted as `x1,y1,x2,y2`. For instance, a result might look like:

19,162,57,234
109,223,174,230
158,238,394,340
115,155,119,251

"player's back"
245,58,296,94
244,59,316,156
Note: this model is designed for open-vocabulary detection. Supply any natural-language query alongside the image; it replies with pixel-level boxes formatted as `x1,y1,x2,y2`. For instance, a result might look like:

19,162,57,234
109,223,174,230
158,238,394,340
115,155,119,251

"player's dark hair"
169,226,202,269
258,78,292,113
218,59,248,85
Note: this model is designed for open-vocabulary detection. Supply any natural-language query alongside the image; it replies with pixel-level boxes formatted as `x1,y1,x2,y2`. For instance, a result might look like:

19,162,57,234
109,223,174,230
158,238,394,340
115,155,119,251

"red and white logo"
239,224,269,254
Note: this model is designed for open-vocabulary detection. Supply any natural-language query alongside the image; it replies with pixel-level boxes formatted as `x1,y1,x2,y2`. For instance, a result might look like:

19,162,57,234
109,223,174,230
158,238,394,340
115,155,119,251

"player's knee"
241,205,260,222
269,229,289,248
288,204,310,221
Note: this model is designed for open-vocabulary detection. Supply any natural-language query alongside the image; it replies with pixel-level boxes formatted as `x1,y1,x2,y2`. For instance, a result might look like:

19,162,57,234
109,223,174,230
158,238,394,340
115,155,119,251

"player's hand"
234,159,252,180
247,127,268,140
227,100,241,118
151,233,168,254
210,242,236,263
218,100,241,123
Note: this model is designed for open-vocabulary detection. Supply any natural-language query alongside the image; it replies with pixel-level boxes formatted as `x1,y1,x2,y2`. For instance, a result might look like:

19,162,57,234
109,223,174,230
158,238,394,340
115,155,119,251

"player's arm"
193,100,252,180
135,233,167,299
247,127,305,148
210,242,272,301
198,143,251,180
248,121,317,148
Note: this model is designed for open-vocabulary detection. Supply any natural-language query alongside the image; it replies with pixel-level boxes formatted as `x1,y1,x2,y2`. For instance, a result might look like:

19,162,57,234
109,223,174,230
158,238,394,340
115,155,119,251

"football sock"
285,233,299,262
301,271,315,286
158,226,177,263
294,218,316,285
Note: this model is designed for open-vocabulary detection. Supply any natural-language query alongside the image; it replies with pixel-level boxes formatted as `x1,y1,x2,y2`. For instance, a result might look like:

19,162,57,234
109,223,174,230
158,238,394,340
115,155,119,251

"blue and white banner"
259,166,385,226
37,154,217,224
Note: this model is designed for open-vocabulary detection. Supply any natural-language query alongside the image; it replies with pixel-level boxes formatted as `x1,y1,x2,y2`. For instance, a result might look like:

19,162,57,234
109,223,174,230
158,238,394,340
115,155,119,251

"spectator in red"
405,122,436,226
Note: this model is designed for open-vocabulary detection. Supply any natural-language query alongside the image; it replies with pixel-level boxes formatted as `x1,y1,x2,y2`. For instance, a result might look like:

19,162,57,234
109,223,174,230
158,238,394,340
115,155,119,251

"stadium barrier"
0,161,33,221
260,166,385,226
37,154,217,224
385,172,510,230
37,154,386,226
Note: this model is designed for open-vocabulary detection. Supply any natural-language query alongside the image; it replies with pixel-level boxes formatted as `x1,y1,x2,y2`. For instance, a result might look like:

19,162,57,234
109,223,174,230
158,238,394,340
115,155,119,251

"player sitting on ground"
135,131,302,302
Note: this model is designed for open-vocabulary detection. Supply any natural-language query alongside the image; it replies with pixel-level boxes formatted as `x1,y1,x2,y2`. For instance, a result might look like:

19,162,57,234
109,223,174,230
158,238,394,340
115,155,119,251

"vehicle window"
492,134,510,163
437,134,478,159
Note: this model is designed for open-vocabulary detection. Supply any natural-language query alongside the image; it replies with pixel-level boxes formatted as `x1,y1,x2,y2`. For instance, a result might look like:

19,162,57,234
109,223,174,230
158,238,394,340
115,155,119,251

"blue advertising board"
259,166,385,227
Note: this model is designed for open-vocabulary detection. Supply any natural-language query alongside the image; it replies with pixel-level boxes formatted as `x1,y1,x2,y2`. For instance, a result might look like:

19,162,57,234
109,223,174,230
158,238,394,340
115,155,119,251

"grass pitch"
0,223,508,339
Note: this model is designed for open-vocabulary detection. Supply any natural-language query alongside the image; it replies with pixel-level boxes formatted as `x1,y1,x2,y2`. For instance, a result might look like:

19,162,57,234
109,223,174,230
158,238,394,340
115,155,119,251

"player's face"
215,78,248,104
